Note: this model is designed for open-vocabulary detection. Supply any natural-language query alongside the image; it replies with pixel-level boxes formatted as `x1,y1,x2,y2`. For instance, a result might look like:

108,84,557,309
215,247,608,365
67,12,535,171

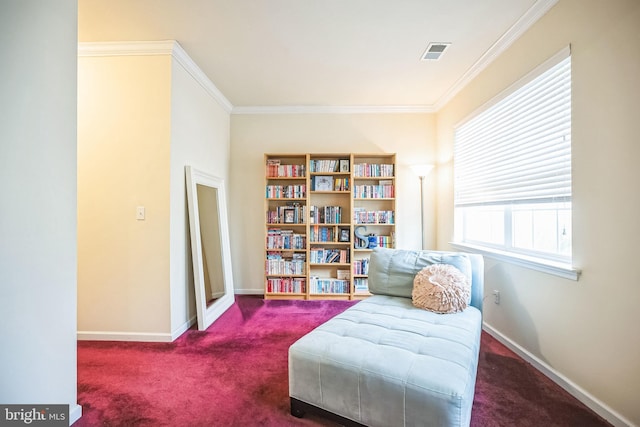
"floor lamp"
410,164,434,250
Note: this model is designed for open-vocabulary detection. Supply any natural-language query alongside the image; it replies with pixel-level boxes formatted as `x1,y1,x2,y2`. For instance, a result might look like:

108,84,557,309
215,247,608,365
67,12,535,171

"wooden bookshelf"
264,153,396,300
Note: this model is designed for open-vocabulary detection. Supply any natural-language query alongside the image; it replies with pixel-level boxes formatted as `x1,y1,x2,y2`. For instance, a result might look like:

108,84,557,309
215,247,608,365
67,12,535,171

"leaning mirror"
185,166,235,330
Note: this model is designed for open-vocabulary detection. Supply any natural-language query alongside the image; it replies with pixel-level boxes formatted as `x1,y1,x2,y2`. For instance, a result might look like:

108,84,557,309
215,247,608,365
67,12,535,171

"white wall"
169,52,231,336
78,43,232,341
436,0,640,425
77,53,173,340
229,113,437,294
0,0,81,423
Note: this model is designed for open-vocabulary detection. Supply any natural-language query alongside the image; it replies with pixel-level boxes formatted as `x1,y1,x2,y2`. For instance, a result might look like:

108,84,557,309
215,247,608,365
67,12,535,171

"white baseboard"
77,317,197,343
77,330,174,342
233,289,264,295
69,403,82,425
482,322,634,427
171,316,196,341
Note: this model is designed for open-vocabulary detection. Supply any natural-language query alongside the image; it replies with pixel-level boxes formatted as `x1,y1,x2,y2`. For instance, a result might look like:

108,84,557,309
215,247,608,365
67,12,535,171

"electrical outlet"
493,290,500,305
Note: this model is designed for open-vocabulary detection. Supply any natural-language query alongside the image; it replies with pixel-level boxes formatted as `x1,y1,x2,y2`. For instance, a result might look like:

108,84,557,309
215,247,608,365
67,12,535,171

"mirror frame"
185,166,235,330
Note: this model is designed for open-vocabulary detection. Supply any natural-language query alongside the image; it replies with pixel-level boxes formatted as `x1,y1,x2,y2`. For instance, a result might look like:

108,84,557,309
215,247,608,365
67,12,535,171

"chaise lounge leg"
290,397,366,426
290,398,306,418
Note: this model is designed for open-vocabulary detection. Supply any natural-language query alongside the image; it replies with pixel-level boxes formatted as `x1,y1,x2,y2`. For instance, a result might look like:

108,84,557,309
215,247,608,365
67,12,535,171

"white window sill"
449,242,581,281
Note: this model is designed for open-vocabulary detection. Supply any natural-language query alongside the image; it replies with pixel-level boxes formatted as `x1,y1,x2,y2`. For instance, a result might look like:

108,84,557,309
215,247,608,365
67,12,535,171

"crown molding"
231,105,435,115
433,0,559,111
170,42,233,113
77,0,557,116
236,0,556,117
78,40,233,113
77,40,175,57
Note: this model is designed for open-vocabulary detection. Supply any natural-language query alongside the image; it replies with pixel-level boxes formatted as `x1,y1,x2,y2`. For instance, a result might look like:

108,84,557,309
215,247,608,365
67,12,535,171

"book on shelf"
310,205,342,224
353,183,394,199
265,251,306,275
353,258,370,275
266,277,306,293
354,278,369,293
353,163,394,178
312,175,333,191
333,178,349,191
266,159,306,178
265,184,306,199
370,234,395,248
310,159,349,173
309,276,350,294
266,203,306,224
266,228,306,250
310,225,337,242
309,248,350,264
353,208,395,224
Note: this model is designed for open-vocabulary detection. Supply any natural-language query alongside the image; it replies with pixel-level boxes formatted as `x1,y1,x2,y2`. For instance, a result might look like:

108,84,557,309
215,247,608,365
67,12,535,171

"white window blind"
454,54,571,207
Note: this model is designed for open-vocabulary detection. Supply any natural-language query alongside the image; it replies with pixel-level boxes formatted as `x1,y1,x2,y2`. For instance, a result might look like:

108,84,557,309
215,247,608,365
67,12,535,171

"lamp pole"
419,174,425,250
410,164,433,251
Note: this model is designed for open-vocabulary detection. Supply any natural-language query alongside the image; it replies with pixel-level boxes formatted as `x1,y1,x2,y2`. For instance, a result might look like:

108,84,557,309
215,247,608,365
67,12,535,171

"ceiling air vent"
421,42,451,61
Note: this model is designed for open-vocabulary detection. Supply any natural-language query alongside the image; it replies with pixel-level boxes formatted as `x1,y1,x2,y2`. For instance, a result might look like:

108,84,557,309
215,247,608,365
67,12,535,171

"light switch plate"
136,206,145,220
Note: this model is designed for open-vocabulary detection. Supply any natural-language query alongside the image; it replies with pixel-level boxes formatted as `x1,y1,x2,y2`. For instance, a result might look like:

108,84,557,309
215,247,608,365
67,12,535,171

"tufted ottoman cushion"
288,294,482,427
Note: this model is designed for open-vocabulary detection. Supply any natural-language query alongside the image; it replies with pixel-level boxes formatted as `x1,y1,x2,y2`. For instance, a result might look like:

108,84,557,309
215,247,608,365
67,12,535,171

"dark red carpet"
74,296,610,426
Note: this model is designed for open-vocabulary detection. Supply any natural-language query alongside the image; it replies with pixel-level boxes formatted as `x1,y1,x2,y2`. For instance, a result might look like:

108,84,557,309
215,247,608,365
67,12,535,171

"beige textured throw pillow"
412,264,471,314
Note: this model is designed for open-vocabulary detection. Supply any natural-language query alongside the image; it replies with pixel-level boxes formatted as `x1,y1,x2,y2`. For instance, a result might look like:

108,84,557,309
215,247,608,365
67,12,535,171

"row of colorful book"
309,225,337,242
353,258,370,275
309,159,348,173
310,205,343,224
265,184,306,199
353,209,394,224
266,162,306,178
266,229,306,250
266,204,306,224
309,277,350,294
353,183,394,199
353,278,369,294
265,278,306,293
265,252,306,275
352,163,394,177
309,248,349,264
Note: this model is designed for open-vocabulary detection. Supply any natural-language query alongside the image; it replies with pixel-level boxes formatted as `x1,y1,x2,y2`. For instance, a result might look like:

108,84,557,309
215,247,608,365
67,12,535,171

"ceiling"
78,0,556,111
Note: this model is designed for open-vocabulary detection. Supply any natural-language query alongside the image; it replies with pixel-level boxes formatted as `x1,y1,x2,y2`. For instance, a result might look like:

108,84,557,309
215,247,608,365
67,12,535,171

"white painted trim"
77,40,175,57
69,404,82,426
234,289,265,295
171,316,197,341
231,105,434,115
75,1,557,116
483,323,634,427
77,319,195,342
434,0,559,110
78,40,233,113
232,0,558,118
171,42,234,113
185,166,236,331
77,331,174,342
450,242,580,281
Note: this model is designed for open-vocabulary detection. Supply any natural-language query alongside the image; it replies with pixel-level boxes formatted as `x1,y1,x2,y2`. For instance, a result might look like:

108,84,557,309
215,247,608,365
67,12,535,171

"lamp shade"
410,164,434,177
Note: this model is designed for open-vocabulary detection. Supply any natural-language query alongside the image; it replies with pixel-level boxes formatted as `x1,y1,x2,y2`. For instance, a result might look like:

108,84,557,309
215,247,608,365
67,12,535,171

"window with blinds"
453,49,572,265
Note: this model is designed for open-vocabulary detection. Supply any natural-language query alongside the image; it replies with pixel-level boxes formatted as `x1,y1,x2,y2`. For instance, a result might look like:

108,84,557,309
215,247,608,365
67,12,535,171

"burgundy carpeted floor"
74,296,611,427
